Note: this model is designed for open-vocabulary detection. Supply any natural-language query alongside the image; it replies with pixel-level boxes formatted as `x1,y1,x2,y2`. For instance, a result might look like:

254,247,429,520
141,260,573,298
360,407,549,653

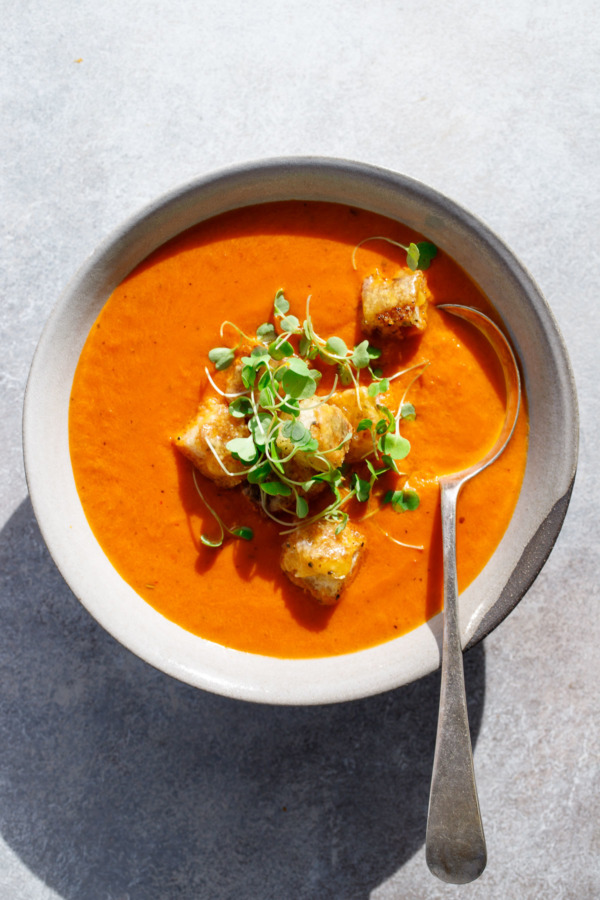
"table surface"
2,2,599,898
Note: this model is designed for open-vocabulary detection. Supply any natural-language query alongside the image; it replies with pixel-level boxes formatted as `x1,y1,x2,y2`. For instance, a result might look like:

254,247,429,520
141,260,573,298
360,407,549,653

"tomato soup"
69,201,528,658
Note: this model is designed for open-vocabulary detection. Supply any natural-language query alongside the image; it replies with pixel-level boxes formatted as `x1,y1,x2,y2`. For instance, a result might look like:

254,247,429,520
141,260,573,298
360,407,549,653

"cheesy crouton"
175,395,250,488
361,269,430,338
280,519,366,605
276,399,352,474
329,386,383,463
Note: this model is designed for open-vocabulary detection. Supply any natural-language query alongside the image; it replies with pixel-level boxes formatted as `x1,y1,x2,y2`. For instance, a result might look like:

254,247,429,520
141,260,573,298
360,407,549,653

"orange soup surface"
69,201,528,658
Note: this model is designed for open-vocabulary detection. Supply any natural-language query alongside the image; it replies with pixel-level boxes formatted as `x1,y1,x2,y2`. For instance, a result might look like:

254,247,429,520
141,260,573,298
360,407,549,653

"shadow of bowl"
0,499,486,899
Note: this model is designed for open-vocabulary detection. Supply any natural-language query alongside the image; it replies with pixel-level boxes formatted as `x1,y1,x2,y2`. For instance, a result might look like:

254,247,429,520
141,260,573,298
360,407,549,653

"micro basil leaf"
258,387,275,408
351,339,371,369
268,339,294,360
368,378,390,397
300,437,319,453
281,370,311,399
377,405,395,429
228,397,253,418
280,357,316,400
367,344,382,360
297,378,318,400
312,469,343,488
287,357,312,377
401,402,416,421
241,365,256,389
278,398,300,416
384,489,420,512
230,526,254,541
402,489,420,511
415,242,437,271
295,495,309,518
337,362,353,385
406,242,420,271
208,347,235,370
334,513,349,535
226,435,258,464
247,461,271,484
299,334,312,357
356,419,373,433
257,368,272,390
282,420,310,445
256,322,277,342
351,473,371,503
280,314,300,333
248,413,272,448
273,290,290,316
260,480,292,497
381,454,400,473
325,336,348,357
379,433,411,460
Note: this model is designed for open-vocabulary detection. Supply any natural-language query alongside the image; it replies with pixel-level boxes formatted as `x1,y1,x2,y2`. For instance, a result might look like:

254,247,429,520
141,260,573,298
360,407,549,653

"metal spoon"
425,304,521,884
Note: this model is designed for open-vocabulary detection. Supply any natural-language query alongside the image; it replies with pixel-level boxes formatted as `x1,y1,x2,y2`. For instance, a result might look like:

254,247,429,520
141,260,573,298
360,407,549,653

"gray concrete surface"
2,2,598,897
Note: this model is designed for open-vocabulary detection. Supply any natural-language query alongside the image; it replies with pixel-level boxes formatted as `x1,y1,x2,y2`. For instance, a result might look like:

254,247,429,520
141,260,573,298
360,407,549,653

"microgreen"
325,336,348,358
351,473,371,503
229,397,253,418
260,480,292,497
226,435,259,465
230,526,254,541
351,340,371,369
413,242,437,271
199,284,426,544
273,289,290,316
384,488,420,512
268,339,294,360
368,378,390,398
192,470,254,548
208,347,235,371
379,433,411,460
280,314,300,333
295,495,309,518
256,322,277,342
351,236,438,272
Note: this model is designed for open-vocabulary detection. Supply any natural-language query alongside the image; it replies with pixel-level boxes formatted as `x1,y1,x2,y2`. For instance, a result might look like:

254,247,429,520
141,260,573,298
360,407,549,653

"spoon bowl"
425,304,521,883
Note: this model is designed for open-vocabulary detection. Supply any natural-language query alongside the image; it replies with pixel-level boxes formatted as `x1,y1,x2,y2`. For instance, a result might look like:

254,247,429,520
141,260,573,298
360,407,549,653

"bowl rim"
22,156,579,704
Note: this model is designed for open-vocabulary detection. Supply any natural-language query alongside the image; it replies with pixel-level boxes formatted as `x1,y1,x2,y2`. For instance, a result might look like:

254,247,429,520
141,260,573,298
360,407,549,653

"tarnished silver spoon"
425,304,521,884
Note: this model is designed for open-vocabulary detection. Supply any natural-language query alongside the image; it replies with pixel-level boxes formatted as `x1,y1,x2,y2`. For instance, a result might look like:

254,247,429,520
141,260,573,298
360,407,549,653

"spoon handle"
426,480,487,884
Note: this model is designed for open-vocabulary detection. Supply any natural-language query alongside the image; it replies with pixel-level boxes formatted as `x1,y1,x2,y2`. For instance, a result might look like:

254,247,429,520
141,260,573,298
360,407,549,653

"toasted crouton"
276,399,352,474
329,386,383,463
280,519,366,605
361,269,430,338
175,395,249,488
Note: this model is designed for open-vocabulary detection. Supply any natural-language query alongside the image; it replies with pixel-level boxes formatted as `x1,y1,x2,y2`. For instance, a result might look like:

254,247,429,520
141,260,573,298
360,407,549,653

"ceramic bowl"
23,158,578,704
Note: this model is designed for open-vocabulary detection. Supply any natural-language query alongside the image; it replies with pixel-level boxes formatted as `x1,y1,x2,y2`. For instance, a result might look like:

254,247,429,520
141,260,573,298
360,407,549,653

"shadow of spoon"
425,304,521,884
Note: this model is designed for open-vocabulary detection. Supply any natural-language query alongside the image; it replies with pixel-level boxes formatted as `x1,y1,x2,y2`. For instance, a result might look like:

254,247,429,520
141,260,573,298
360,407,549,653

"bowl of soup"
23,158,578,704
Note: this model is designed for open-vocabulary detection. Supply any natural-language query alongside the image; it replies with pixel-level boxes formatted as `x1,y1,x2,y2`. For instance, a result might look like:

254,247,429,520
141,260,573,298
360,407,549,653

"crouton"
329,386,383,463
361,269,430,338
175,395,250,488
280,519,366,605
222,341,262,395
276,399,352,474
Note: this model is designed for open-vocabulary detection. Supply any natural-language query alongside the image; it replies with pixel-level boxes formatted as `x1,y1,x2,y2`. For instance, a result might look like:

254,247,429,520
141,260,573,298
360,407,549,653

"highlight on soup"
68,201,528,658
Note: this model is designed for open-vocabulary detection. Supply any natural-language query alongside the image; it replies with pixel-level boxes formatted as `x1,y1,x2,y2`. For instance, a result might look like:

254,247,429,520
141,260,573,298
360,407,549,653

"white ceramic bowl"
23,158,578,705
